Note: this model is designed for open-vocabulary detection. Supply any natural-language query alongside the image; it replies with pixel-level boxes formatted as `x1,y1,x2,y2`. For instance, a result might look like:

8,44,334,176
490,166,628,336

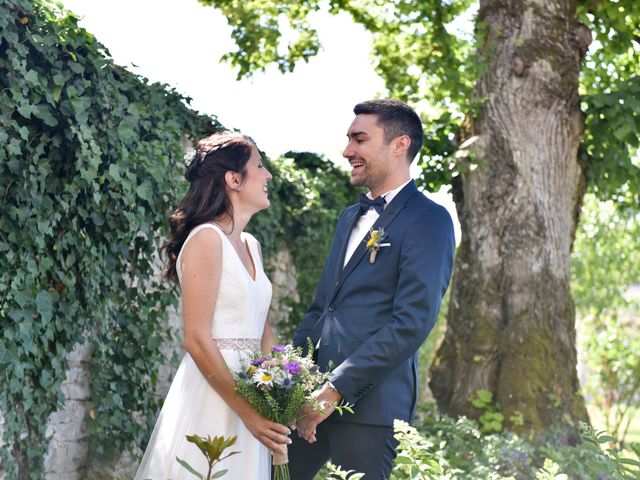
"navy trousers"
286,418,398,479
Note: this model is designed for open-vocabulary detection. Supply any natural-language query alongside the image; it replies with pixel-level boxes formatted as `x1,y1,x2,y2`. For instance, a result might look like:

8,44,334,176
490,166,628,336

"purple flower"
271,345,286,353
251,356,268,367
284,361,301,375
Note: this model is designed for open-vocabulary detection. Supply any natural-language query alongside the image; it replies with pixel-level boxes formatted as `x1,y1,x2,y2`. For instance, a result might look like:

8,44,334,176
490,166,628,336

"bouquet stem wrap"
272,446,288,466
272,447,290,480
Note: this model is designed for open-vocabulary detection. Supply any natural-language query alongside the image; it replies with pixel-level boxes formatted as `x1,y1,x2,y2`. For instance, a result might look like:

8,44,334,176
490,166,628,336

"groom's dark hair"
354,99,424,163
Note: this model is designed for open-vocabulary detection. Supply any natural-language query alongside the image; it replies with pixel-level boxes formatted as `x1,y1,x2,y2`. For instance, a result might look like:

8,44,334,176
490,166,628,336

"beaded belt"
213,337,260,351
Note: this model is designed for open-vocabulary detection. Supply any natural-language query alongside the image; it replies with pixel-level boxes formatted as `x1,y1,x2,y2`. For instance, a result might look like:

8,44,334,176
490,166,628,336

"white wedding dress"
135,223,272,480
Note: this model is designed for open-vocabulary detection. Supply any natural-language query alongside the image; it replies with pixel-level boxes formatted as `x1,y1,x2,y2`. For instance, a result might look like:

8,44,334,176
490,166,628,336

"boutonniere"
365,228,391,264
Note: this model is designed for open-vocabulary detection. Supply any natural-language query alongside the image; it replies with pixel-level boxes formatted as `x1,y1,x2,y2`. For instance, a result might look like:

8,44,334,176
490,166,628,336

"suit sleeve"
293,208,348,352
330,205,456,404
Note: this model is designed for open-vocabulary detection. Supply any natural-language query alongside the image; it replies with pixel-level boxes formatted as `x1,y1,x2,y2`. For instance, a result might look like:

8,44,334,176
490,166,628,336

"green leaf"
136,182,152,202
40,370,53,389
211,469,228,479
33,104,58,126
175,457,203,479
585,460,608,472
7,138,22,156
24,69,39,84
619,457,640,467
17,103,35,118
52,73,65,86
52,85,62,102
35,290,54,322
394,454,414,464
108,163,121,181
476,389,493,403
70,96,91,114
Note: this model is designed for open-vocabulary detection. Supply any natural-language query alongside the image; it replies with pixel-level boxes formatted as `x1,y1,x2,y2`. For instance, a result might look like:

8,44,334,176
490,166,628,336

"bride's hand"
242,410,291,453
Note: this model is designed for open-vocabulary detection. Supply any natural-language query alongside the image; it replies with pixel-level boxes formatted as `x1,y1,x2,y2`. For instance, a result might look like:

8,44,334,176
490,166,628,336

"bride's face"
237,145,272,212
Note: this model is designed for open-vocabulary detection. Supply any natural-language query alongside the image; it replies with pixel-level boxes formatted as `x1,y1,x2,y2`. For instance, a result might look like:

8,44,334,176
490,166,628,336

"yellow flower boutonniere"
365,228,391,264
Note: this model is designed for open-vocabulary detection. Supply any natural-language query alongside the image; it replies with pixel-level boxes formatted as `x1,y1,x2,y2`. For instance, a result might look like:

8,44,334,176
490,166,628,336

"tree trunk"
429,0,590,442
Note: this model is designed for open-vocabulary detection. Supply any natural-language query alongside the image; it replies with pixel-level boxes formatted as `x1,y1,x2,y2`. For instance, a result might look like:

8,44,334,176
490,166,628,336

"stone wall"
1,245,298,480
44,342,93,479
268,248,300,337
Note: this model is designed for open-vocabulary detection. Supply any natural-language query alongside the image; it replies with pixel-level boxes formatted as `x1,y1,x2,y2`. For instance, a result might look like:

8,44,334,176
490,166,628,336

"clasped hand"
295,384,342,443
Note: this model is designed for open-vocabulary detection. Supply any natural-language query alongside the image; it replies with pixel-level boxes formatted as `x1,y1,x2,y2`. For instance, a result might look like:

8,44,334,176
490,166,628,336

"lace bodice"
176,223,272,342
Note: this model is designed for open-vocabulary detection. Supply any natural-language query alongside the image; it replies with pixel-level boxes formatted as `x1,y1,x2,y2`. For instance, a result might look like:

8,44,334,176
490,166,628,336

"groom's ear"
392,134,411,158
225,170,242,191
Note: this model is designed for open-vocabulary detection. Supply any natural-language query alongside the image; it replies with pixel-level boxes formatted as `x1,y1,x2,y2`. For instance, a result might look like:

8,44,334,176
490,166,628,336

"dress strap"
242,232,263,270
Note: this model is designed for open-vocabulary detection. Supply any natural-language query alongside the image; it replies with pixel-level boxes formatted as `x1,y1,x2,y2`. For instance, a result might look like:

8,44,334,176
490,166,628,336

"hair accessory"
183,149,197,166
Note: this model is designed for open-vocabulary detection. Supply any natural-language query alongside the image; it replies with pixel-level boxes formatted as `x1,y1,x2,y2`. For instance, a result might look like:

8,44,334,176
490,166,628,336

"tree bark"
429,0,589,442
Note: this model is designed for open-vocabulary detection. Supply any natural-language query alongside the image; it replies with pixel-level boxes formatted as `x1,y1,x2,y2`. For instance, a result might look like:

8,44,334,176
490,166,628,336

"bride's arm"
256,241,276,354
261,320,276,354
180,229,290,452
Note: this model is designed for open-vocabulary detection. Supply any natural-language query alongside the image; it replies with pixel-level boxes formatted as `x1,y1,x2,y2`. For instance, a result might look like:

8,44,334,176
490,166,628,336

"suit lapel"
330,205,361,288
336,181,419,286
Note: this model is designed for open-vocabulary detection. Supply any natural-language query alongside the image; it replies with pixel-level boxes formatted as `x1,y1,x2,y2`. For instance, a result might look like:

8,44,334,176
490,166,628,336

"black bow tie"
359,193,386,215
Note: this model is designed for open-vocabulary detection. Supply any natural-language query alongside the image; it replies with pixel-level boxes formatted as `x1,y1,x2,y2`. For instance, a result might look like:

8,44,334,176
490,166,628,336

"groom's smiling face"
343,114,395,196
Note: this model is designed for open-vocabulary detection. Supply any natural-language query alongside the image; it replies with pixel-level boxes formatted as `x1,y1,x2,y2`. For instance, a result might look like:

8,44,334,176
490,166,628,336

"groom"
288,99,456,479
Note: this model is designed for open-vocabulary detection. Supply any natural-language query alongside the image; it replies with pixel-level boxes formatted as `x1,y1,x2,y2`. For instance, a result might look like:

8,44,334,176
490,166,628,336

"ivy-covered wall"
0,0,356,477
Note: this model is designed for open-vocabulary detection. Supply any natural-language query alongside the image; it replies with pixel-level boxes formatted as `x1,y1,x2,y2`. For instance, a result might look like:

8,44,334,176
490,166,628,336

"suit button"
335,281,339,286
328,305,335,312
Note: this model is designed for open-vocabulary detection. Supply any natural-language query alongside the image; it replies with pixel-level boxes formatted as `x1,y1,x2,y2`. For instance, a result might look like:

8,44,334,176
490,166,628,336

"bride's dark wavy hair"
162,131,253,283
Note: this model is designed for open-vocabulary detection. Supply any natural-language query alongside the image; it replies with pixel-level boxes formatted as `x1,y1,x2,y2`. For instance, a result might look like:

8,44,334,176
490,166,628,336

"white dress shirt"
343,179,412,268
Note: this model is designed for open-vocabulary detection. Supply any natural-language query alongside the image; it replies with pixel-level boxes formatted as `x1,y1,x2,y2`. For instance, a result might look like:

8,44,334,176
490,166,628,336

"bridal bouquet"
235,343,332,480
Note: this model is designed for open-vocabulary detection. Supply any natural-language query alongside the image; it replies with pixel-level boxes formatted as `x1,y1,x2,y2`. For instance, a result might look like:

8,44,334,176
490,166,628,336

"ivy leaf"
40,370,53,389
35,290,55,323
136,181,152,202
0,343,8,364
24,69,39,84
33,104,58,127
51,86,63,102
52,73,65,86
17,103,35,118
7,157,21,173
70,97,91,115
108,163,121,181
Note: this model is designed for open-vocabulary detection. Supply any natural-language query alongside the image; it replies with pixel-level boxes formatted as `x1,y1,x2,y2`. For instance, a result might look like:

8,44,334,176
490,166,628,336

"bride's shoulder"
182,224,223,254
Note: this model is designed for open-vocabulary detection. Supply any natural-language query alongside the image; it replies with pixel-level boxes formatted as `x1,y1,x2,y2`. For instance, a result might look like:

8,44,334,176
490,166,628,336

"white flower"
252,369,273,388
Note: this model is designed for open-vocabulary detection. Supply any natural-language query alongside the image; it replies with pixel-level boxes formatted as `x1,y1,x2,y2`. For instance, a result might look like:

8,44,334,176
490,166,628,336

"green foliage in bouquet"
235,343,329,426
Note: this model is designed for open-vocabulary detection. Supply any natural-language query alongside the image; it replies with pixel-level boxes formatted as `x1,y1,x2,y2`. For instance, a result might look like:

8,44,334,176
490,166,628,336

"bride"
135,131,291,479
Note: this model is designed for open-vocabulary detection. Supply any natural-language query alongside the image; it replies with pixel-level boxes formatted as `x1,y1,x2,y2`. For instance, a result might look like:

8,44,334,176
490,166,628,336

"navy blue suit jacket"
293,181,455,426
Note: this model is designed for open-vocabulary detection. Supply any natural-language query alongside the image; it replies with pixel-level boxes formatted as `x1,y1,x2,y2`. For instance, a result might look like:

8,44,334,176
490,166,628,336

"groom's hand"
297,383,342,443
